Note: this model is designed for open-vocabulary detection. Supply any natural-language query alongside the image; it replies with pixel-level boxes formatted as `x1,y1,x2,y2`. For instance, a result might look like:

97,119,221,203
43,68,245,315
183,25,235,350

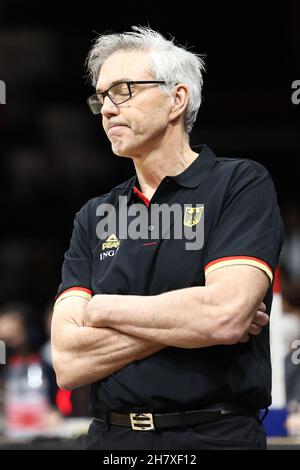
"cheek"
134,108,168,136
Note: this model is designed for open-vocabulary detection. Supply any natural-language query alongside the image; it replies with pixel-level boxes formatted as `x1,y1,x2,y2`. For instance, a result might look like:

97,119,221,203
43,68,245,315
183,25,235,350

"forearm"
85,267,269,349
85,286,225,349
53,325,165,389
51,300,166,389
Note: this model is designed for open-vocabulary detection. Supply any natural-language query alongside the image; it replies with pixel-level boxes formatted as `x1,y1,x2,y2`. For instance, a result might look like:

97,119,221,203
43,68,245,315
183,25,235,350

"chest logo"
183,207,204,227
102,234,120,251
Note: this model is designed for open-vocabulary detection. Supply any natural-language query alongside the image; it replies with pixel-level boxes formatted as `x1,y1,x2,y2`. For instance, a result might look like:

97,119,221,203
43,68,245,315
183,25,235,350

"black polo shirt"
55,145,284,412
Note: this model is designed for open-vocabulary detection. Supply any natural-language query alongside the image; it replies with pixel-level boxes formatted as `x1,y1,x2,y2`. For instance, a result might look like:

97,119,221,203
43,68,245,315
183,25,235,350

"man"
51,26,284,450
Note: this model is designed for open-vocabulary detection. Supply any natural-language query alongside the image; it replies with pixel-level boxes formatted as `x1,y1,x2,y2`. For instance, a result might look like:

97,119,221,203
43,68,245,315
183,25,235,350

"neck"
132,134,198,200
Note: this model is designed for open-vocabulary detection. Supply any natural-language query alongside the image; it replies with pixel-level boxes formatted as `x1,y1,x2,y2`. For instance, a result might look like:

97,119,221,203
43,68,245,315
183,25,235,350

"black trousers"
86,414,267,450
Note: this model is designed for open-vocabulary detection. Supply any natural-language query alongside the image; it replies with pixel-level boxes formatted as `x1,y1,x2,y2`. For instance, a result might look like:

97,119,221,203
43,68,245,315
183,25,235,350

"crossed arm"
51,298,166,389
51,265,270,389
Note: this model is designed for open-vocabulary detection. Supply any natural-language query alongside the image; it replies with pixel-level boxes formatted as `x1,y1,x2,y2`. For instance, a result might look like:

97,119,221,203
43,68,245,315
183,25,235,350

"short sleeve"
204,161,284,284
55,204,93,307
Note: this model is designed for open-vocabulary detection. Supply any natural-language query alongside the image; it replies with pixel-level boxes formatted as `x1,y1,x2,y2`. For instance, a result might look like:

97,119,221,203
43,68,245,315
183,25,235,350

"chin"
111,141,138,158
111,146,130,158
113,151,131,159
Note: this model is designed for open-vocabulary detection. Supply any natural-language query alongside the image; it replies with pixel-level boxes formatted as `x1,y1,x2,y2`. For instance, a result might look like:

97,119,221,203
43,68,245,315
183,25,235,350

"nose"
100,95,119,118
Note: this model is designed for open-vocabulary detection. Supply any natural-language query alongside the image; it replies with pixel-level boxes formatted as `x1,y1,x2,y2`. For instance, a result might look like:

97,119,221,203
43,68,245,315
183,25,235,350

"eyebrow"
96,78,132,94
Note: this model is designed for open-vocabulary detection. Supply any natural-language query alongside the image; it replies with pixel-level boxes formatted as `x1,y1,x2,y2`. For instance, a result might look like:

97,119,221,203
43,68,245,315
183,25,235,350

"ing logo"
100,234,120,261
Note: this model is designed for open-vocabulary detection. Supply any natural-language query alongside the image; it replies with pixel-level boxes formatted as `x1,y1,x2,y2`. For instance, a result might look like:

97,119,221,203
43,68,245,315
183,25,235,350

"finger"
248,324,262,336
259,302,266,312
253,311,269,326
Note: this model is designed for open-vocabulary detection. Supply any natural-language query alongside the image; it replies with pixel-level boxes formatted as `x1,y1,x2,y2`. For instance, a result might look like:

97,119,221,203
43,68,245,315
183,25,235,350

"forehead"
97,51,153,90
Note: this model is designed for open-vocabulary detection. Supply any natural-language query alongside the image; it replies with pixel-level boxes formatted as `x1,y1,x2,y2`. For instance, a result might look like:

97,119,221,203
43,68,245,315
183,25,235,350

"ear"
169,83,189,121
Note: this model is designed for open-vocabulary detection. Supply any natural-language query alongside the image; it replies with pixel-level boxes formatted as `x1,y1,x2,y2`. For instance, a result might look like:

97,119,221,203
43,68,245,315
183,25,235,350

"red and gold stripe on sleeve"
204,256,273,283
54,287,92,309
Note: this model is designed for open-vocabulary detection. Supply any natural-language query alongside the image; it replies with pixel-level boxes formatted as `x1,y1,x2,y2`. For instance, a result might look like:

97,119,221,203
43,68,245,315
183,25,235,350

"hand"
84,294,112,328
239,302,269,343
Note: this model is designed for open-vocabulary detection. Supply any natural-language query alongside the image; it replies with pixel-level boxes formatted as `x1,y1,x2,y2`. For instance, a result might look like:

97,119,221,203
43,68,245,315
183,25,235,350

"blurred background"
0,0,300,448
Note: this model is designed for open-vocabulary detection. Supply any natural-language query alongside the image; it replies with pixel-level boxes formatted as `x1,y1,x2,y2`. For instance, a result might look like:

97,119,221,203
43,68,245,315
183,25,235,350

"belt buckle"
129,413,155,431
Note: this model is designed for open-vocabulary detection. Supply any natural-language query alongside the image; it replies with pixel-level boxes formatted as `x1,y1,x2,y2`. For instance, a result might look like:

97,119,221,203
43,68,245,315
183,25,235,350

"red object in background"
56,389,73,416
273,267,281,294
3,355,52,436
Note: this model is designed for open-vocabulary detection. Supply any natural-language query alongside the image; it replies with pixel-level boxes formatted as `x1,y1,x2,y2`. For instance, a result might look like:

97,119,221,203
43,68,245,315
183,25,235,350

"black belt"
93,402,260,431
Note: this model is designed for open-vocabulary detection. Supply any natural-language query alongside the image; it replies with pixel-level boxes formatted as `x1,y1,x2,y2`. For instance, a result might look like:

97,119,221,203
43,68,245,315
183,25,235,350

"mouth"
108,124,128,135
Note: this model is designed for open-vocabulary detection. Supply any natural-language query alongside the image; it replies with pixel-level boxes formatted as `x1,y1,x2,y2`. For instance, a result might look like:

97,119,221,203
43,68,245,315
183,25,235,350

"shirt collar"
169,144,217,188
129,144,216,202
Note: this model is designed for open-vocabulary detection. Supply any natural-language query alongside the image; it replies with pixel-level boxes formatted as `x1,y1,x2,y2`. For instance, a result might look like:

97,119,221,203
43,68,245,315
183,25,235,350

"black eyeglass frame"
87,80,166,114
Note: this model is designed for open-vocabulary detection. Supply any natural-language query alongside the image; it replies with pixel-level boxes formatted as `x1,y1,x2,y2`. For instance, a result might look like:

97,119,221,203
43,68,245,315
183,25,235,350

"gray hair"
86,26,205,134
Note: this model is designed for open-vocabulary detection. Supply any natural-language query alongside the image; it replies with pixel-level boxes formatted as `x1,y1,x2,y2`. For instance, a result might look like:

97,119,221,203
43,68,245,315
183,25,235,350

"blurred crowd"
280,204,300,435
0,301,90,438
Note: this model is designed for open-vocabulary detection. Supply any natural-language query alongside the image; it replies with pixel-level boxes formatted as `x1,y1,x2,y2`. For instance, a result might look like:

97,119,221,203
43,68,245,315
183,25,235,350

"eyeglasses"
87,80,166,114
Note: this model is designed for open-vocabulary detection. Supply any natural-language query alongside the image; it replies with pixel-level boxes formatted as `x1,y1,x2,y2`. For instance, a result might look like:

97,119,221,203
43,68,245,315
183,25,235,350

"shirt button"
148,225,154,231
